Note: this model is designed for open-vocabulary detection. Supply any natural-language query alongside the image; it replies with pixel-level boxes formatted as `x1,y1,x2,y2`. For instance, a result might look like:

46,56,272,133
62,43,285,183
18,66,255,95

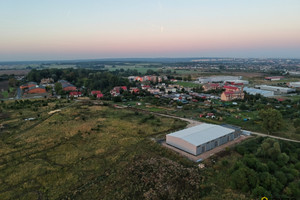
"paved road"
129,107,300,143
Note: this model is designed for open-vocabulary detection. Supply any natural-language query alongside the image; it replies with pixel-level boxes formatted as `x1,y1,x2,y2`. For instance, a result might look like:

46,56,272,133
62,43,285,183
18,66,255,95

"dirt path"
147,112,202,128
251,131,300,143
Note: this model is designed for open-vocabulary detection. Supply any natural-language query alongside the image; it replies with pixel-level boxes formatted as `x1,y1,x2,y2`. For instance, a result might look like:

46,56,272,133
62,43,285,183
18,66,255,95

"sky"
0,0,300,61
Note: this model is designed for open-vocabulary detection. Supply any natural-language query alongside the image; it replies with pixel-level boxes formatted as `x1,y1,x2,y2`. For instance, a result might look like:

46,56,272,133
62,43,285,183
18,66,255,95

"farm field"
0,69,31,75
105,64,161,74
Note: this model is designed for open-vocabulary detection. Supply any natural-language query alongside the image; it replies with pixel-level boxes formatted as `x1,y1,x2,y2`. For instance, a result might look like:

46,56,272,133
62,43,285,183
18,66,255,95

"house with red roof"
91,90,103,98
221,86,244,101
110,86,128,96
58,80,77,91
203,83,221,91
141,85,151,90
130,87,139,94
265,76,284,81
69,91,82,98
27,85,47,94
20,82,37,90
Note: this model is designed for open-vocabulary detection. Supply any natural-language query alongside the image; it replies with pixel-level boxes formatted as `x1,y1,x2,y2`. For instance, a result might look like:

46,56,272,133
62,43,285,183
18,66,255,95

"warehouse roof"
167,123,235,146
243,87,274,96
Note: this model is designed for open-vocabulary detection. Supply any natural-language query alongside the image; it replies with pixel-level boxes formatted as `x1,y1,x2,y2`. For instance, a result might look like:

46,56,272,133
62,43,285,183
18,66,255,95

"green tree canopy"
259,108,284,134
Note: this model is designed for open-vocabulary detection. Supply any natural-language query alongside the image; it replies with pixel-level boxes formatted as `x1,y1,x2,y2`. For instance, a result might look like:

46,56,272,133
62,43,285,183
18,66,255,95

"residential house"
110,86,127,96
202,83,221,91
40,78,54,85
20,82,37,90
27,85,47,94
130,87,139,94
58,80,77,91
91,90,103,98
221,86,244,101
69,91,82,98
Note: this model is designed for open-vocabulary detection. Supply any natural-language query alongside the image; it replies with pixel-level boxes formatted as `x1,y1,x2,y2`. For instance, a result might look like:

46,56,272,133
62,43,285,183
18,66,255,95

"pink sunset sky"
1,0,300,61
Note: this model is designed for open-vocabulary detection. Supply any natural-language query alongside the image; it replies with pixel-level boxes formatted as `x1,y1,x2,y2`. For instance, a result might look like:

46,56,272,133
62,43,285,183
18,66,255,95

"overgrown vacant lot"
1,100,214,199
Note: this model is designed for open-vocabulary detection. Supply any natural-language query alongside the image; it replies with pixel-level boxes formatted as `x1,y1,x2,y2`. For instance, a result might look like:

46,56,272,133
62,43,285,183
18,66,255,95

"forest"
231,137,300,199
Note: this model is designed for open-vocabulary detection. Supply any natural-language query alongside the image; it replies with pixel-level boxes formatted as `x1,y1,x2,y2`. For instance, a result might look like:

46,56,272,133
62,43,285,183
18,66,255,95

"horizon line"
1,56,300,64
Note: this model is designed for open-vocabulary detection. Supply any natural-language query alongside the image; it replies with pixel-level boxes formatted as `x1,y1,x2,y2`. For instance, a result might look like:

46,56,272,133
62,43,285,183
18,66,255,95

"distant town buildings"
128,75,167,83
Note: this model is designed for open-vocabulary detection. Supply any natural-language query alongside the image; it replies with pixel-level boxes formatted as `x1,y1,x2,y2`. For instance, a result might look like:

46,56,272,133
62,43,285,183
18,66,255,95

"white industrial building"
255,85,296,94
198,76,242,83
225,80,249,85
243,87,274,97
288,82,300,88
166,123,241,155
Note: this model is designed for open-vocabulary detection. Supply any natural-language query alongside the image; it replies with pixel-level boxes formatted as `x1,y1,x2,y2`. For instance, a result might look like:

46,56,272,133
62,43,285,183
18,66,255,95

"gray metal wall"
196,130,240,155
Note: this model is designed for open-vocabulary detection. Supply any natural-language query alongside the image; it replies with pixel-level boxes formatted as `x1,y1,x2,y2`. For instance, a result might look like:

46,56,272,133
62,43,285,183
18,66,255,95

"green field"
176,81,202,88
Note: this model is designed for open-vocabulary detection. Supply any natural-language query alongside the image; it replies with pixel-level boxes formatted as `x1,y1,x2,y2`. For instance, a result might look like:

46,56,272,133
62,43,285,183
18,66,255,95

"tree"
252,186,271,198
54,82,63,95
294,118,300,128
239,103,248,110
8,78,17,87
259,108,284,134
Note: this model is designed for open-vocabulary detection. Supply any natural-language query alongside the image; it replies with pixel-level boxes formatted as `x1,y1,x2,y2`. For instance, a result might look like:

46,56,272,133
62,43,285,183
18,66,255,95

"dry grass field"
1,100,203,199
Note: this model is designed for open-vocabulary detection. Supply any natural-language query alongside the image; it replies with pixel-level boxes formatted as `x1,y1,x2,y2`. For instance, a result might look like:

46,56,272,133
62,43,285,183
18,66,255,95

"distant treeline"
26,68,135,92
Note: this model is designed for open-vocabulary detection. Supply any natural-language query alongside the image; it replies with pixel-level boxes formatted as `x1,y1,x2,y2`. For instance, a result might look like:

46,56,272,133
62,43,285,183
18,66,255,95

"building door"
227,136,229,142
202,146,205,153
